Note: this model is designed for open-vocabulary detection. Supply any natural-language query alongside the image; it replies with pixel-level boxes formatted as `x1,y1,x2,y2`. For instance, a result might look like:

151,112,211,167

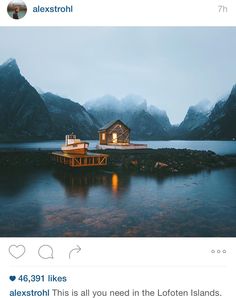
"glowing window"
112,133,117,143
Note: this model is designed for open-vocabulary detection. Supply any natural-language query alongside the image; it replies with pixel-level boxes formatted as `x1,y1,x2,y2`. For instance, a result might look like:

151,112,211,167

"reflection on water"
112,174,119,194
0,167,236,237
53,170,130,199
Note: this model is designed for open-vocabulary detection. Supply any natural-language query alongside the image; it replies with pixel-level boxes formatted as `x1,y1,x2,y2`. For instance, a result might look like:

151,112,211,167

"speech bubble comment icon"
38,245,54,259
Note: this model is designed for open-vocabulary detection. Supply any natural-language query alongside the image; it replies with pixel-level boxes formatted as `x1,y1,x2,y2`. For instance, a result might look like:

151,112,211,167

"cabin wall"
99,122,130,145
106,124,130,144
99,132,107,145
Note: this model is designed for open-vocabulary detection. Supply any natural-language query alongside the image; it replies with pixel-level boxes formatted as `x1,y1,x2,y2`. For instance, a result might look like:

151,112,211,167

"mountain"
85,95,170,140
42,92,99,139
0,59,100,141
176,100,212,138
148,105,172,132
121,95,148,112
189,86,236,140
127,110,169,140
1,58,235,142
84,95,122,126
0,59,53,141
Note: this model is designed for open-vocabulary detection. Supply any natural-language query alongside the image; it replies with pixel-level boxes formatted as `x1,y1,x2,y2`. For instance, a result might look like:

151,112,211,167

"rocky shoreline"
0,150,51,168
0,149,236,176
95,148,236,175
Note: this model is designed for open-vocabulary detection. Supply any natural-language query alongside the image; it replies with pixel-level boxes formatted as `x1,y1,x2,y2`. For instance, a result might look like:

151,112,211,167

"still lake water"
0,140,236,237
0,140,236,155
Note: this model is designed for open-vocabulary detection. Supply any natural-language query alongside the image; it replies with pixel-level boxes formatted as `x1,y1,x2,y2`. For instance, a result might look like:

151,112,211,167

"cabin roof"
98,119,130,131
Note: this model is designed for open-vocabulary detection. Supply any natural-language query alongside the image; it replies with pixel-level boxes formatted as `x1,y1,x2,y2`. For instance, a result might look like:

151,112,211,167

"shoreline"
0,148,236,176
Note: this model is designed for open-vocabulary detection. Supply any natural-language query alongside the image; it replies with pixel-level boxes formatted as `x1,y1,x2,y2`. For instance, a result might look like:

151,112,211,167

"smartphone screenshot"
0,0,236,297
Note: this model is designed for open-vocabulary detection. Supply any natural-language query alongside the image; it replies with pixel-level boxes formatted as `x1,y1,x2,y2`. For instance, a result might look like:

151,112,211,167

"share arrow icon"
69,245,82,259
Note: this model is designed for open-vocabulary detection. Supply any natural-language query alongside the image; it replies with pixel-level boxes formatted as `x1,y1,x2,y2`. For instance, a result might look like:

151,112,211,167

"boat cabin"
98,120,130,145
62,133,89,155
65,133,77,145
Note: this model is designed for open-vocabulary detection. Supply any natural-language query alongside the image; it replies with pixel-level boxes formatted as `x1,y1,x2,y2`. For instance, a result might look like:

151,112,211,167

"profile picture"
7,0,27,20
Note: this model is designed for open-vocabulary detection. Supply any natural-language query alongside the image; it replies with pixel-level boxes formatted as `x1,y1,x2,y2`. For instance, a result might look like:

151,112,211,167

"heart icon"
9,276,16,282
9,245,26,259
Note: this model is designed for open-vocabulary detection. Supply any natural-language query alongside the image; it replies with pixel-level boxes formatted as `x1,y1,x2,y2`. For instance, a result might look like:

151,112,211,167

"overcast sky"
0,27,235,124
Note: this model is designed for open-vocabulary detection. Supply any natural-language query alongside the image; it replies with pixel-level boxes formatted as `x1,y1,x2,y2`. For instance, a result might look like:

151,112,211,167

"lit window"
102,133,106,140
112,133,117,143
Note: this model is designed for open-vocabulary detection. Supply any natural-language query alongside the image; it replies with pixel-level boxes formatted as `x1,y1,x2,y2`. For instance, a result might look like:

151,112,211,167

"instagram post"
0,27,236,237
0,1,236,297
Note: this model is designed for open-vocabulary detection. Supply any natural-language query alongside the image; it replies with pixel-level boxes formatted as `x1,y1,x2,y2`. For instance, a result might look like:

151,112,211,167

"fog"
0,27,235,123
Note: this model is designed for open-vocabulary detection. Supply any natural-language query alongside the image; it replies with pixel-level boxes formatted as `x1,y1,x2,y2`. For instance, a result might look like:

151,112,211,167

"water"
0,140,236,155
0,140,236,236
8,10,27,19
0,167,236,237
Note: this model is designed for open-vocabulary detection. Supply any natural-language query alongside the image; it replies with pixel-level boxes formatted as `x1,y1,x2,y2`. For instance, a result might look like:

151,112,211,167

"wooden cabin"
98,120,130,145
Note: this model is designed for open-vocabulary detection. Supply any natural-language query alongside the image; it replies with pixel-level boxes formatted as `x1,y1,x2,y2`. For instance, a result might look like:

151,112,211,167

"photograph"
0,27,236,237
7,0,27,19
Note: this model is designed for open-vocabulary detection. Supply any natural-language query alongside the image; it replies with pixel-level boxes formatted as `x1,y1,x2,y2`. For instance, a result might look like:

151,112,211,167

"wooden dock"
51,151,109,168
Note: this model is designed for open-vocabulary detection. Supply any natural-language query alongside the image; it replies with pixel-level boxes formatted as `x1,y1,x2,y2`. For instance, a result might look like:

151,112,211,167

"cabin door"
112,133,118,143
